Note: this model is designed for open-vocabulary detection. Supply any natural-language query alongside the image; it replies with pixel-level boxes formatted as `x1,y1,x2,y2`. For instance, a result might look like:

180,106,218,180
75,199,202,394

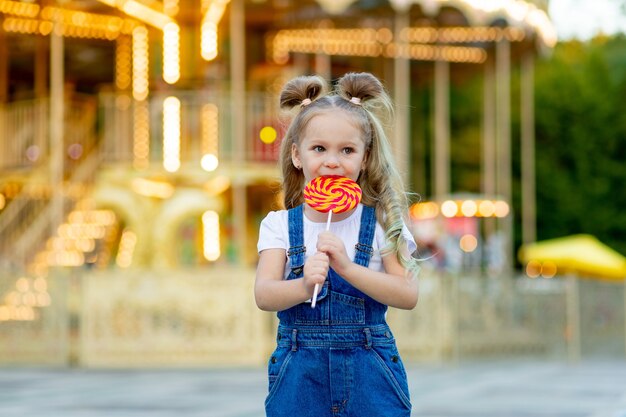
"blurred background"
0,0,625,370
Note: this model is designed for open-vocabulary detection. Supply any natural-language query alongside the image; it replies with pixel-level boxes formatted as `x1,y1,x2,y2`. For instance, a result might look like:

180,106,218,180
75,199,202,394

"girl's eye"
342,147,355,154
313,146,325,152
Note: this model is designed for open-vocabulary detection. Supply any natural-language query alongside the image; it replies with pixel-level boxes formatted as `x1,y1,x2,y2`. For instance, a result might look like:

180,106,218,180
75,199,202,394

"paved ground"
1,360,626,417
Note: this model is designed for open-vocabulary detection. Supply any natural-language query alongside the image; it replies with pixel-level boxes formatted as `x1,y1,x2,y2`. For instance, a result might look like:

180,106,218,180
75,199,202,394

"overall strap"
354,205,376,267
287,205,305,276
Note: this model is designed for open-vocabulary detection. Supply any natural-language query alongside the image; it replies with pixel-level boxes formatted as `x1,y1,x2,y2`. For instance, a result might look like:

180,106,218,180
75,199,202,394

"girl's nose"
324,156,339,168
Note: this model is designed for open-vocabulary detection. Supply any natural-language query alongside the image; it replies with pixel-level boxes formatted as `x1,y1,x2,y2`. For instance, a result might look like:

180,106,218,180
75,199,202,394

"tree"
531,35,626,254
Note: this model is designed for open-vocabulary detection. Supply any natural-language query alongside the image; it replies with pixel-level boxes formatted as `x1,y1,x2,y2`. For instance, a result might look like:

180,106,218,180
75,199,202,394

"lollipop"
303,175,362,307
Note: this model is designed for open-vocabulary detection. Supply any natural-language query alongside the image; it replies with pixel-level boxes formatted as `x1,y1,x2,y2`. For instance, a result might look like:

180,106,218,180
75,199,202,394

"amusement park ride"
0,0,562,365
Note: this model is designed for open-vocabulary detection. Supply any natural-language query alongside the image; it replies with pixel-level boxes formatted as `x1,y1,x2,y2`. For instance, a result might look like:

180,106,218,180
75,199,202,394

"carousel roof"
1,0,555,45
310,0,555,48
0,0,556,94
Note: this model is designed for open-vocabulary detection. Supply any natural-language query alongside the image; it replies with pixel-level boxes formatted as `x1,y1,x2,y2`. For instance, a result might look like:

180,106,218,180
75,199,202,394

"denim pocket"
295,282,330,324
265,346,294,407
330,291,365,325
369,344,412,410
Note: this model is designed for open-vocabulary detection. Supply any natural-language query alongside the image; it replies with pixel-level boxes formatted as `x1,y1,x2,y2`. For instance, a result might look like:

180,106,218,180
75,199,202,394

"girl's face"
292,110,368,184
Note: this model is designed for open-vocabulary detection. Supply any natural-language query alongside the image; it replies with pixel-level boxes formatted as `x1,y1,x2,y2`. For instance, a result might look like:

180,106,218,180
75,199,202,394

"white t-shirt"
257,204,417,279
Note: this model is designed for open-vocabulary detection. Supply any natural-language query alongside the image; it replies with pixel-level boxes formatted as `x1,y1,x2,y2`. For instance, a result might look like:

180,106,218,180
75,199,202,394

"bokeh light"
441,200,458,217
201,154,219,172
459,234,478,252
259,126,277,144
526,260,542,278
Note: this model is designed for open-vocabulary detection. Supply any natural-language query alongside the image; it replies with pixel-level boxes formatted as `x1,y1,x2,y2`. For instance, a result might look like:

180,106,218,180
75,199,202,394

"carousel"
0,0,557,366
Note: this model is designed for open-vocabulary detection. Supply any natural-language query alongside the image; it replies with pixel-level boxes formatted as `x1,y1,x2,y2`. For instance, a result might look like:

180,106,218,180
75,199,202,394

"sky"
549,0,626,39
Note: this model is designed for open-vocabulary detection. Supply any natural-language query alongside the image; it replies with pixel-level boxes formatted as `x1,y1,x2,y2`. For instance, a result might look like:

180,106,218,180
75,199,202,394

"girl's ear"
361,149,369,171
291,143,301,169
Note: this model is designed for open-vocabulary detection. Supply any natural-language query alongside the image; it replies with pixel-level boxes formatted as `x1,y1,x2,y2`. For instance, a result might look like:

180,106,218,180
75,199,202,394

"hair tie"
301,98,312,107
349,97,362,105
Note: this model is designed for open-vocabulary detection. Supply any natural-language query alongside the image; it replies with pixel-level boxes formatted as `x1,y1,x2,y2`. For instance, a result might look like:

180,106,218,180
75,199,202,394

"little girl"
255,72,419,417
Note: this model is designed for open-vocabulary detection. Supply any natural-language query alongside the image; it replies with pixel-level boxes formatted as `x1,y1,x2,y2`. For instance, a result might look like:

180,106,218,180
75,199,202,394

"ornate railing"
78,267,273,367
98,91,284,168
0,271,70,365
0,96,100,270
5,266,619,367
0,96,97,171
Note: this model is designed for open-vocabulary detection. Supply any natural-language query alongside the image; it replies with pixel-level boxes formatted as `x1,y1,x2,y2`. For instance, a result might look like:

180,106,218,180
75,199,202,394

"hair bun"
336,72,384,104
279,75,327,110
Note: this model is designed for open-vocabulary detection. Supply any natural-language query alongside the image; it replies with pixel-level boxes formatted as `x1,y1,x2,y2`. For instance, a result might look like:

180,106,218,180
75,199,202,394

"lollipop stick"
311,211,333,309
311,284,319,308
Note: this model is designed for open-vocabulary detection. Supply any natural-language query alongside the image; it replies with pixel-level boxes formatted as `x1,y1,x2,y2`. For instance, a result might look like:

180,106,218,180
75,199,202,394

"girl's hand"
303,251,329,295
316,231,352,275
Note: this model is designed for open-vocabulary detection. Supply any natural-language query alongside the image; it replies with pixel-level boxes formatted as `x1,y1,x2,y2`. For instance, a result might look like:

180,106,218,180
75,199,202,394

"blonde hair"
278,72,418,276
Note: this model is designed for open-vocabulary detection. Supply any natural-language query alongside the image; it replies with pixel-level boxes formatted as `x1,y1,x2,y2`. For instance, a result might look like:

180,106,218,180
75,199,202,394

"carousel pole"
495,38,512,272
315,20,331,81
230,0,248,264
566,275,581,362
482,55,496,240
35,35,49,160
0,19,7,169
622,277,626,356
393,10,410,184
521,51,536,245
433,52,452,361
50,11,65,242
433,58,450,200
314,53,331,82
35,36,49,99
0,19,7,104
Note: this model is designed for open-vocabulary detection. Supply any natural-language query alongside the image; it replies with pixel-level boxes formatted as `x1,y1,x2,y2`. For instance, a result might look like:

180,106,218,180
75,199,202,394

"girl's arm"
254,248,329,312
316,231,418,310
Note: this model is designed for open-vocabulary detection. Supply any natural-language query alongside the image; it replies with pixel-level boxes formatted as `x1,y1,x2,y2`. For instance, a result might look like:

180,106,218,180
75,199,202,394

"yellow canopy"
518,234,626,281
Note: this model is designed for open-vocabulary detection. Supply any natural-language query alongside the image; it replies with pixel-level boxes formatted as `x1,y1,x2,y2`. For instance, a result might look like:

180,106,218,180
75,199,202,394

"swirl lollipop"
304,175,362,307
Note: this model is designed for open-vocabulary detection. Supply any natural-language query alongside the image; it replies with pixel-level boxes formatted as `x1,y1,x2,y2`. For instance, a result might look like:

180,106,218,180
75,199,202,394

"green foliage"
410,35,626,257
450,78,483,193
533,36,626,254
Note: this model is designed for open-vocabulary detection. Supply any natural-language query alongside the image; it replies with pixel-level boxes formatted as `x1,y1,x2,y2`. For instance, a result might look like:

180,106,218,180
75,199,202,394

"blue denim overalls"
265,204,412,417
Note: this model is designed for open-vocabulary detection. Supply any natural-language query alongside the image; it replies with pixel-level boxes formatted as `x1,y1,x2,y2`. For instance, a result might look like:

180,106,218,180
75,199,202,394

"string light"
93,0,180,82
2,7,139,40
163,23,180,84
132,25,149,101
163,0,179,16
117,0,173,30
0,0,40,18
116,35,132,90
201,0,231,61
202,211,220,261
272,28,488,64
201,103,219,172
131,178,175,198
133,100,150,170
410,199,510,220
163,96,181,173
116,229,137,268
409,201,439,220
401,26,526,43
